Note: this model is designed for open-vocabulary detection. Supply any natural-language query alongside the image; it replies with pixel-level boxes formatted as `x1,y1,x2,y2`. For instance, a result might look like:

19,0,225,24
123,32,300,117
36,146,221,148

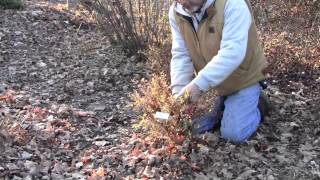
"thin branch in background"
80,0,173,56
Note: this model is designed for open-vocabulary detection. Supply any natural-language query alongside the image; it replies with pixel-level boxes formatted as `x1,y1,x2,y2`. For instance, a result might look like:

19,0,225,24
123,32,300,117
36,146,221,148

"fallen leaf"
130,148,142,157
74,111,92,117
180,155,187,161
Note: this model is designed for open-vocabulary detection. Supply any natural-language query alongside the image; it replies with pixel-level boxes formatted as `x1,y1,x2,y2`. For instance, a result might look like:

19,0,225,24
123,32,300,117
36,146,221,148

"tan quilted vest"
174,0,268,96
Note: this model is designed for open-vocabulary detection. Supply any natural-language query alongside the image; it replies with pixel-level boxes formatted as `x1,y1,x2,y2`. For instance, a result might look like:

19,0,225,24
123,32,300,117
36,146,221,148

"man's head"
176,0,206,14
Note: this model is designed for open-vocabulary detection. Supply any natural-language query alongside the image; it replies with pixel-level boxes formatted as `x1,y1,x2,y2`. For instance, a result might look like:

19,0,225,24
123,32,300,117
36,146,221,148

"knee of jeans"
221,126,248,143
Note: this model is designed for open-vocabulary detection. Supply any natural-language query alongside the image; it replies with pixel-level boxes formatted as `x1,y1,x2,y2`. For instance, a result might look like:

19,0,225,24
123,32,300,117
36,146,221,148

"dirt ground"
0,1,319,179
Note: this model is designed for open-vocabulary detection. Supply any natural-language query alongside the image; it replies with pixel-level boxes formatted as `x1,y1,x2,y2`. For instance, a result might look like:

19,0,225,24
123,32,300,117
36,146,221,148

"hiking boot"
258,92,272,121
192,97,225,134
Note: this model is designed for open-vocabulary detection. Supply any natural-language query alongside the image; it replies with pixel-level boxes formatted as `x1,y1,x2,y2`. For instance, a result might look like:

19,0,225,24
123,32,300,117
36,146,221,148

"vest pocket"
232,67,248,77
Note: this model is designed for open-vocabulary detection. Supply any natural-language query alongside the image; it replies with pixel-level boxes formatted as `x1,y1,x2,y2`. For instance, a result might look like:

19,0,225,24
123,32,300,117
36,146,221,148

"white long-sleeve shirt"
169,0,252,95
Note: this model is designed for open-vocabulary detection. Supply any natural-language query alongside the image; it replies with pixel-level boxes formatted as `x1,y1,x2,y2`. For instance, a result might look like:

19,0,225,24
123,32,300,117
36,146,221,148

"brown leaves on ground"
87,166,106,180
0,0,319,179
253,0,320,98
0,90,15,101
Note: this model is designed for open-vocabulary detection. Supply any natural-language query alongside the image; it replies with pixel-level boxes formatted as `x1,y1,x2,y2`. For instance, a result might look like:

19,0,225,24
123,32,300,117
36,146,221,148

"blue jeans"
220,83,261,143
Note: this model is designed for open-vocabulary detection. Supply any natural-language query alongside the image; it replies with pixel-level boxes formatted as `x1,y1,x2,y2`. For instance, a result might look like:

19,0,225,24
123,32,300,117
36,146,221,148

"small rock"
101,68,110,76
34,123,46,131
47,79,55,85
87,81,95,88
94,140,110,147
37,62,47,68
21,151,33,159
41,176,49,180
14,31,22,36
31,10,43,17
147,155,160,166
57,94,67,102
30,72,38,78
123,85,128,91
107,134,118,139
12,176,23,180
8,66,17,74
311,161,319,169
71,172,86,179
112,69,118,75
13,42,24,47
267,175,275,180
129,56,136,62
57,106,72,118
88,103,106,111
0,166,4,171
76,162,83,169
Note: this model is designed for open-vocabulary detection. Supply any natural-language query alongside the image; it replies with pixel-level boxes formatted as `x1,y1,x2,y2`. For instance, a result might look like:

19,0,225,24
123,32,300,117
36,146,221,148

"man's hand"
177,82,201,102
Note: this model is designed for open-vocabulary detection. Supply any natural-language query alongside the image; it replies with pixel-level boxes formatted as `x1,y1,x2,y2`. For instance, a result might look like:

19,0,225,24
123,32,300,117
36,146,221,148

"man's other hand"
177,82,201,102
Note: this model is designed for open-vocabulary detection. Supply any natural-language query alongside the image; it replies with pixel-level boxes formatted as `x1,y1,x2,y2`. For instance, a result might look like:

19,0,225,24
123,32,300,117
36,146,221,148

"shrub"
0,0,23,9
80,0,173,56
130,73,214,145
146,42,172,79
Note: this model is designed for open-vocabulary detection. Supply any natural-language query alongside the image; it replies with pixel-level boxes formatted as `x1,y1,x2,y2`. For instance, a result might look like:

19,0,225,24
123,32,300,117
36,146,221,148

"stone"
21,151,33,159
147,155,160,166
9,66,17,74
75,162,83,169
87,81,95,88
37,61,47,68
13,42,24,47
47,79,55,85
94,140,110,147
122,85,128,91
31,10,43,17
14,31,22,36
12,176,23,180
88,103,106,111
267,175,275,180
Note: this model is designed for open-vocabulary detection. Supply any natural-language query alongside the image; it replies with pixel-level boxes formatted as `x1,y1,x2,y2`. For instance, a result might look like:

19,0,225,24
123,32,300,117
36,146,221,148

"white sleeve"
191,0,252,91
169,5,194,95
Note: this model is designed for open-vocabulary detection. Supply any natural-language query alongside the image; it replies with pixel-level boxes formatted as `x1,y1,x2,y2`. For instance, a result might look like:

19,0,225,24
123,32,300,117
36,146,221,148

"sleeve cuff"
192,76,210,92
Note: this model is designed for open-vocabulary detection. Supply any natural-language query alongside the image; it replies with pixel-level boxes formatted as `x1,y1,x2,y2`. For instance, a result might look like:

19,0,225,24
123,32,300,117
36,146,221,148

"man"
169,0,270,143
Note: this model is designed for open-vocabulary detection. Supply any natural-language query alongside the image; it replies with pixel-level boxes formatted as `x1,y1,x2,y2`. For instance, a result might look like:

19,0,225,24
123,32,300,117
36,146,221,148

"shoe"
258,92,272,121
192,97,225,134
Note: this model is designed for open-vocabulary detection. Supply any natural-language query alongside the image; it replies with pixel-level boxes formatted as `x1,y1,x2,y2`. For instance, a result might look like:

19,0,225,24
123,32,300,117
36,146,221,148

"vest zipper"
194,17,207,65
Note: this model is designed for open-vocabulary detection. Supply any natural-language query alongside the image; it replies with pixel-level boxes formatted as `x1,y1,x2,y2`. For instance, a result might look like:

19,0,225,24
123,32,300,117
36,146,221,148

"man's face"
176,0,205,14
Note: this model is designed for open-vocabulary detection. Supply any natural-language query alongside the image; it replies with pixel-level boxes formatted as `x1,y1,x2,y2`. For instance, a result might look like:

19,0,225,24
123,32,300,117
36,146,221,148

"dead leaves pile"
0,0,319,179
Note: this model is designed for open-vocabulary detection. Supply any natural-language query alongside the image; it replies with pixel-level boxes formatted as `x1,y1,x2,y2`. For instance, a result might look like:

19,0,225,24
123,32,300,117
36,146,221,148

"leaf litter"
0,0,319,179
